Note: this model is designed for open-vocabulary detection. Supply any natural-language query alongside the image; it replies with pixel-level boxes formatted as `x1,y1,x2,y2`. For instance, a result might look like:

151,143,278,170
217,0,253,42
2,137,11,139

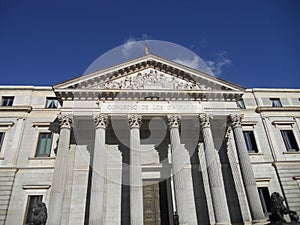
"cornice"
0,121,15,127
256,106,300,113
0,106,32,113
55,89,243,102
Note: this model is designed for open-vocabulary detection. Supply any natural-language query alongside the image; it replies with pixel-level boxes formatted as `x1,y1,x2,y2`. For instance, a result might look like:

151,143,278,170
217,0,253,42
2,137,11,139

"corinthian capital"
167,115,180,129
199,113,213,128
95,114,108,129
58,113,73,129
229,114,244,128
128,114,142,129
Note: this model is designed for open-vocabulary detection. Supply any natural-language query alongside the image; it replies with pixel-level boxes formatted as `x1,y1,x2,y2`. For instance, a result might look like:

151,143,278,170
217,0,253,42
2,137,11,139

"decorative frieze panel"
94,69,212,91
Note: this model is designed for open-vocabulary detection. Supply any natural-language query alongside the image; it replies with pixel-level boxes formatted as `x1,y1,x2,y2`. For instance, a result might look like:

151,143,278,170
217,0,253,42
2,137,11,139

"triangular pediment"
88,68,213,91
54,54,244,101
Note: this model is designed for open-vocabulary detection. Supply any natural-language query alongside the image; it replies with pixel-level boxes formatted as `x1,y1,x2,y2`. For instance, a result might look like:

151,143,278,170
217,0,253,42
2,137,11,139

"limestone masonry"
0,55,299,225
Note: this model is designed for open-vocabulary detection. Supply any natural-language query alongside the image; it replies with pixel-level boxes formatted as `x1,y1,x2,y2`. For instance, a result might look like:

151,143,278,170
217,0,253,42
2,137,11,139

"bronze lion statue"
32,201,47,225
269,192,299,223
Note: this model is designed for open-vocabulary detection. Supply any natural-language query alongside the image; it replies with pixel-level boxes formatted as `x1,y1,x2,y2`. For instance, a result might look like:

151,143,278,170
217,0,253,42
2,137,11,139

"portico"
48,54,266,225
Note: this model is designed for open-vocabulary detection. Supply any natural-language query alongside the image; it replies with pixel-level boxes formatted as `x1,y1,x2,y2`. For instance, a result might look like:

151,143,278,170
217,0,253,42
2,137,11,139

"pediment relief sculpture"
93,69,212,91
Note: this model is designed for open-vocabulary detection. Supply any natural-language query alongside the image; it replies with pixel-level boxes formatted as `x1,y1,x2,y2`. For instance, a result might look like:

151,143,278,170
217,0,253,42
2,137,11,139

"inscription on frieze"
100,101,203,114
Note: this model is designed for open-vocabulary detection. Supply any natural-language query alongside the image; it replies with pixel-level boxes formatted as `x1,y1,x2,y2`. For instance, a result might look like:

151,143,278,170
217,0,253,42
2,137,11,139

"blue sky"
0,0,299,88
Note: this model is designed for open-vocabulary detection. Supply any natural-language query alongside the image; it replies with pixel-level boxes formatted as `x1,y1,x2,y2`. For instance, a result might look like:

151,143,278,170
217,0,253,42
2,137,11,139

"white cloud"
121,37,140,56
205,51,232,76
173,55,202,70
121,35,151,57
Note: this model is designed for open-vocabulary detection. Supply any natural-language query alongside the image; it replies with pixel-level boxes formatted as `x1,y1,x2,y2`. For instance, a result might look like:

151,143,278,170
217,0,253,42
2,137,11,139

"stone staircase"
0,169,16,225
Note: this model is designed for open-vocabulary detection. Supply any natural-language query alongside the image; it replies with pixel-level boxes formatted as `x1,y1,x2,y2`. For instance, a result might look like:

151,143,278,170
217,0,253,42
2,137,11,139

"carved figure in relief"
98,70,212,91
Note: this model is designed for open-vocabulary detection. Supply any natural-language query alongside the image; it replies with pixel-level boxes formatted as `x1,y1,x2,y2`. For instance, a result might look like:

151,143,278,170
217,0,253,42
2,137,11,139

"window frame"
0,132,5,152
45,97,59,109
280,130,299,152
0,122,14,159
243,130,259,153
236,99,246,109
1,96,14,106
35,132,53,157
270,98,282,107
257,187,271,216
31,122,58,159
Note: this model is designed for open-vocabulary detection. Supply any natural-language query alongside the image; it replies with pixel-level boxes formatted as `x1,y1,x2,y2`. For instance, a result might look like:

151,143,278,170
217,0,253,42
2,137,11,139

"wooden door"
143,181,161,225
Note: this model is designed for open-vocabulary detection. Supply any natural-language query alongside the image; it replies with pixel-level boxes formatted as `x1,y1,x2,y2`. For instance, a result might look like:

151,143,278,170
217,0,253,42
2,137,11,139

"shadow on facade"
219,139,243,223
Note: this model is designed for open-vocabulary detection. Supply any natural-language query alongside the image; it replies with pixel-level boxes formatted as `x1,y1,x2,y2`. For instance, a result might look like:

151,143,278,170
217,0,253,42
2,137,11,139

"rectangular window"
35,133,52,157
1,96,14,106
243,131,258,153
258,187,271,216
45,97,58,108
0,132,5,151
281,130,299,151
236,99,246,109
24,195,43,225
270,98,282,107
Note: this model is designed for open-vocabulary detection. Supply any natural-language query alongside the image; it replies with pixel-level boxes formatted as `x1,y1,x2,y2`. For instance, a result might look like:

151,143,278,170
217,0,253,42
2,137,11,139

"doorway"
143,180,171,225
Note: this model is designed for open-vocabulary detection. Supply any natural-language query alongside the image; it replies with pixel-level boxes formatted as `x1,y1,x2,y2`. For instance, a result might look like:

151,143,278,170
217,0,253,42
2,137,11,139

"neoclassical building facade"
0,54,300,225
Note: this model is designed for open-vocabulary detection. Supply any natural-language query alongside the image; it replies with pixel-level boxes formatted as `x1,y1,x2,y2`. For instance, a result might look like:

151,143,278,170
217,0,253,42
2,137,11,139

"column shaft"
168,115,198,225
128,115,143,225
230,114,265,222
48,114,72,225
199,114,230,224
89,114,108,225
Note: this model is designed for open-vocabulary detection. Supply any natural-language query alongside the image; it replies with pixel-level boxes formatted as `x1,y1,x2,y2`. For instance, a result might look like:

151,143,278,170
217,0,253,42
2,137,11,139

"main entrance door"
143,181,161,225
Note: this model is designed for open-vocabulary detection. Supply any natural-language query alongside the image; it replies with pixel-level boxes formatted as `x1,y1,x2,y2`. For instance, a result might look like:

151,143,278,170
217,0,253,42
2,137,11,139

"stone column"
128,114,143,225
89,114,108,225
167,115,198,225
229,114,265,222
199,113,231,224
48,114,73,225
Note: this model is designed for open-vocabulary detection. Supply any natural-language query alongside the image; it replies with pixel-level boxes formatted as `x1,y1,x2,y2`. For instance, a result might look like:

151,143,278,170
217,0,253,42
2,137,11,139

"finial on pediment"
144,42,149,55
